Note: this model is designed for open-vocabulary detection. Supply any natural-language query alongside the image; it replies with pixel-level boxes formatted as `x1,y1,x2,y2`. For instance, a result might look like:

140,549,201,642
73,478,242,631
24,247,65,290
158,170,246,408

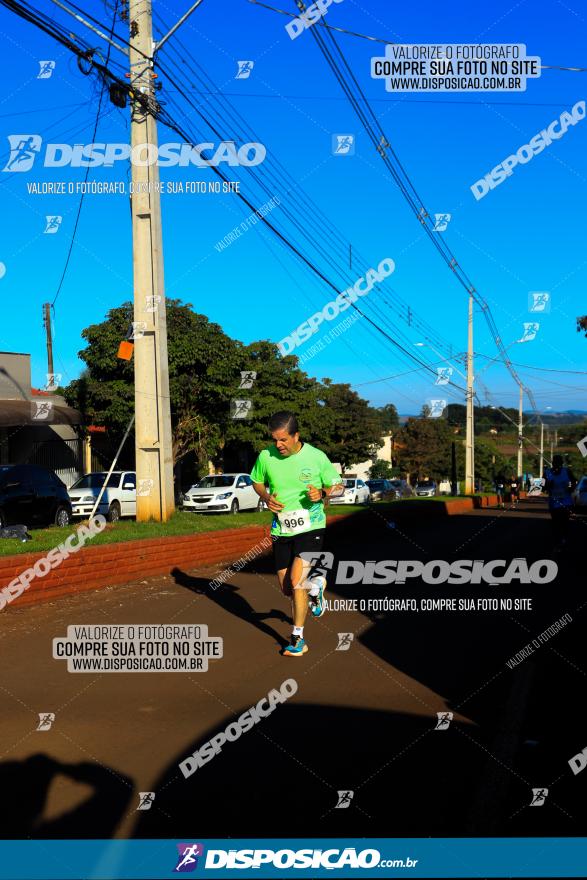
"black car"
0,464,72,529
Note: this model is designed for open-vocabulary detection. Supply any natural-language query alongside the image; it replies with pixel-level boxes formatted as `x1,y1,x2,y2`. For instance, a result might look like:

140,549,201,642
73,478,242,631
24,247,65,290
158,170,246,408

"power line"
301,2,539,411
248,0,587,72
51,0,119,308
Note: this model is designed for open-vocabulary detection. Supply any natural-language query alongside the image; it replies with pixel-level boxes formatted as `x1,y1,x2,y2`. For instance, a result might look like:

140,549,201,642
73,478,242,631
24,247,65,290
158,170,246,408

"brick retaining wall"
0,497,506,610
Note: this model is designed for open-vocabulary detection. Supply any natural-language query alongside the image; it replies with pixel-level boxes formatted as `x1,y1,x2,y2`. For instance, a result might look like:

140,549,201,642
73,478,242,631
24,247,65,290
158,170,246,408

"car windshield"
367,481,385,489
195,475,236,489
344,479,356,488
70,473,121,490
417,481,435,488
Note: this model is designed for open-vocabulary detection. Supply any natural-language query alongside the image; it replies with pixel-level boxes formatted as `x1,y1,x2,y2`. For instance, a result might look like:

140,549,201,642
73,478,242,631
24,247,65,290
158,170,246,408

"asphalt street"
0,497,585,841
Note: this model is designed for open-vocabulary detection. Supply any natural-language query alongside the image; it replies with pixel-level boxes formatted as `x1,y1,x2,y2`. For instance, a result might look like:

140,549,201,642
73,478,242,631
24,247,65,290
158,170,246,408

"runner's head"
552,454,563,470
268,411,300,457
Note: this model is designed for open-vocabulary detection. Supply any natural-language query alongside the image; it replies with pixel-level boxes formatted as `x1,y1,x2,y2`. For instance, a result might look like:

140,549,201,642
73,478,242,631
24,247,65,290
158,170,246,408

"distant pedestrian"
509,475,521,507
544,455,576,549
495,473,506,509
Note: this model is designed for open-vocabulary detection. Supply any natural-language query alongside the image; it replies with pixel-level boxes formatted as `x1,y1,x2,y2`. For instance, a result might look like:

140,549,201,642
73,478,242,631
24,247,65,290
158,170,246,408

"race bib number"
278,509,311,535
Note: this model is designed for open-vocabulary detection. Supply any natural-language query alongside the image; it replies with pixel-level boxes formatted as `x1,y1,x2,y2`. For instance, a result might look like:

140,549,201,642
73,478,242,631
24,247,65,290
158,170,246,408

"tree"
398,416,464,480
577,316,587,337
375,403,399,433
313,382,383,471
369,459,394,479
64,299,243,469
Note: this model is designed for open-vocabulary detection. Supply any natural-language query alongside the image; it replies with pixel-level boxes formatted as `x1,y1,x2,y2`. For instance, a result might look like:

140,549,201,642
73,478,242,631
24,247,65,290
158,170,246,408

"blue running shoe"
308,576,327,618
283,635,308,657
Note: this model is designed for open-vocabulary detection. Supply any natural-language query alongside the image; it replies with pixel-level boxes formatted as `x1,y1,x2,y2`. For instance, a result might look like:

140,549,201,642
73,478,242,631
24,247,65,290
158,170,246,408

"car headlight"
81,495,94,502
183,494,190,501
216,492,233,500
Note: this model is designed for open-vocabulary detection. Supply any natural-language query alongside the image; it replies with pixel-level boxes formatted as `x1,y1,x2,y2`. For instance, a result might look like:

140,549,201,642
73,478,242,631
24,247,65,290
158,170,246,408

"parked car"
366,479,396,502
182,473,262,514
329,477,370,505
0,464,72,528
389,479,413,498
573,476,587,511
414,480,437,497
68,471,136,521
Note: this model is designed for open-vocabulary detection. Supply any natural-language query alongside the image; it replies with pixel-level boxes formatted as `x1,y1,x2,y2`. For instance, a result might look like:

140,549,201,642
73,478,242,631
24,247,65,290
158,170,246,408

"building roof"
0,399,82,428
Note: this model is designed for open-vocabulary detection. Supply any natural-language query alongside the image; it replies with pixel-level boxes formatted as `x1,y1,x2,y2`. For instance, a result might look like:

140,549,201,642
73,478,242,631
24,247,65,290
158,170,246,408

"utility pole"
42,303,54,379
539,422,544,479
517,383,523,478
465,293,475,494
129,0,174,521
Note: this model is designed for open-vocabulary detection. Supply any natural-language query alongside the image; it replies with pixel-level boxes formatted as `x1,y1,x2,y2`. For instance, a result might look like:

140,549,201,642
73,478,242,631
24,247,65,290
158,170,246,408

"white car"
69,471,136,521
328,477,370,505
182,473,262,514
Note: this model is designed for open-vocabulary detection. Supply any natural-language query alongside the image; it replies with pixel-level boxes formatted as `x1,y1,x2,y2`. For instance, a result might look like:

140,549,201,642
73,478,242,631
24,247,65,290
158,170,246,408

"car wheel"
54,505,71,527
354,495,359,504
230,499,239,515
107,501,121,523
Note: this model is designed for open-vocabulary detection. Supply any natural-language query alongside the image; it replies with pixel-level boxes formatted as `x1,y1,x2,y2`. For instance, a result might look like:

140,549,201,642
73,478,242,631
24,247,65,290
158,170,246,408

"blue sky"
0,0,585,414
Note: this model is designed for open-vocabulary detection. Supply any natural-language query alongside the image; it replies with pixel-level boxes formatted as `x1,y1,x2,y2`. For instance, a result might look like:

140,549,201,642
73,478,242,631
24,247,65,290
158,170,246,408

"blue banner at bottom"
0,837,585,879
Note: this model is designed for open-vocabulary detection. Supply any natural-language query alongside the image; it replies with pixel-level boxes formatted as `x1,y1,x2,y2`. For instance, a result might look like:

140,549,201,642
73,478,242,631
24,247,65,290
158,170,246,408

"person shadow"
170,568,290,649
0,753,133,838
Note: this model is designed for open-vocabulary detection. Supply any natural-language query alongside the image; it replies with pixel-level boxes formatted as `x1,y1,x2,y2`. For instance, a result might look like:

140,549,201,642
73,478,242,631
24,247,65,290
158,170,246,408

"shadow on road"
171,567,290,649
0,754,133,838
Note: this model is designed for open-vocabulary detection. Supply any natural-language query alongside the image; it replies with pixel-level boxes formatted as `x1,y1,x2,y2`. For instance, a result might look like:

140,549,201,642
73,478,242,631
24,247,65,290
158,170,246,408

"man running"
544,455,576,549
251,411,343,657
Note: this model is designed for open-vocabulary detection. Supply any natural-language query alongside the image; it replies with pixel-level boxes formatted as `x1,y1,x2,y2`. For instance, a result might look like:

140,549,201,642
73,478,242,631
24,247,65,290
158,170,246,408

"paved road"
0,498,585,840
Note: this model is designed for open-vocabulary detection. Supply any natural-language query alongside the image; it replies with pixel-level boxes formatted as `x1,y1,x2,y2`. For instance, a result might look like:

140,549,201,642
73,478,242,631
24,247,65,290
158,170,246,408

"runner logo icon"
175,843,204,872
3,135,42,172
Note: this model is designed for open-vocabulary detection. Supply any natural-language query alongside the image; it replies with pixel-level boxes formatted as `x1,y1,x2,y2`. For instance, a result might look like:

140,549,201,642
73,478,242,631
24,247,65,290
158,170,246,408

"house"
334,434,396,480
0,351,84,486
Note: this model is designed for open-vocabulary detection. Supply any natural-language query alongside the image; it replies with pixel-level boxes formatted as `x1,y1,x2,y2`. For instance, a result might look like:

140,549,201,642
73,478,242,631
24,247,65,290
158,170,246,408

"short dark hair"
552,454,563,468
268,410,299,435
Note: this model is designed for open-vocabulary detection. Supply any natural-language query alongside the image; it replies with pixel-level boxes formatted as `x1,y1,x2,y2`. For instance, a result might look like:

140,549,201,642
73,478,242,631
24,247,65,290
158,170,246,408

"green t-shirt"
250,442,340,537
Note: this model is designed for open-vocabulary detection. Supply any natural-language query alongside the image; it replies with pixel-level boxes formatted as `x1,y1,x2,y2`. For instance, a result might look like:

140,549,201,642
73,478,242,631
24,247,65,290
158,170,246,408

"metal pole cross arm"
153,0,206,54
47,0,130,56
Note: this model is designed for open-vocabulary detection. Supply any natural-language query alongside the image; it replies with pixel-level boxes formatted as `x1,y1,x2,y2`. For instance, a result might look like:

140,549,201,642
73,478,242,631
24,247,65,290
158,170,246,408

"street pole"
465,293,475,494
539,422,544,479
129,0,174,521
517,383,523,478
43,303,54,379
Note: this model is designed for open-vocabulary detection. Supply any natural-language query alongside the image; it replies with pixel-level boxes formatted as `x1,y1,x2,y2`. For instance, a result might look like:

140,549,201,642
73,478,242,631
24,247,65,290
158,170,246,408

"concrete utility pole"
42,303,54,379
539,422,544,479
517,383,523,478
465,293,475,494
129,0,174,520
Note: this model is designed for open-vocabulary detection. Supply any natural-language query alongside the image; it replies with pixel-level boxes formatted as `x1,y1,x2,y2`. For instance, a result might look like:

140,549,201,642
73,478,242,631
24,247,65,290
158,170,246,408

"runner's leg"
290,555,312,630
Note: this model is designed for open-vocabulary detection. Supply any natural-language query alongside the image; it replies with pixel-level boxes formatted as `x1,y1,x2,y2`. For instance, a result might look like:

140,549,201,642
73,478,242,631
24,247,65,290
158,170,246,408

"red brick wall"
0,524,274,610
0,499,506,610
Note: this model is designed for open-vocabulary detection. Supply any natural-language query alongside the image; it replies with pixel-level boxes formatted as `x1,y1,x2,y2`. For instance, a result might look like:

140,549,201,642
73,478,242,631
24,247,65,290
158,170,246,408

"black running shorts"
273,528,326,571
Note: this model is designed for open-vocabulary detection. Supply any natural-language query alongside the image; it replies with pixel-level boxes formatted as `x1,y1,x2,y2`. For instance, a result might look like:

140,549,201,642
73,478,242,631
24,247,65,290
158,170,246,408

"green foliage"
369,459,394,479
312,382,383,470
375,403,399,433
398,416,464,479
63,300,385,472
